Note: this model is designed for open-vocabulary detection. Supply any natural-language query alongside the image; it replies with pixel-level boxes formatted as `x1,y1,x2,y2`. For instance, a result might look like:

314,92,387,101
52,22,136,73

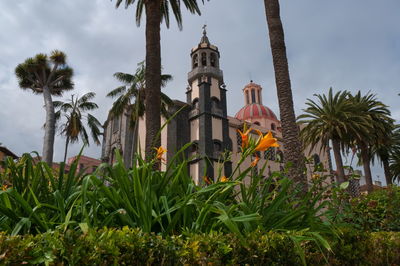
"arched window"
201,52,207,66
254,121,260,126
211,97,220,109
210,53,216,67
246,91,250,105
193,54,198,68
251,89,256,103
213,140,222,151
271,123,276,131
192,98,199,109
257,90,261,104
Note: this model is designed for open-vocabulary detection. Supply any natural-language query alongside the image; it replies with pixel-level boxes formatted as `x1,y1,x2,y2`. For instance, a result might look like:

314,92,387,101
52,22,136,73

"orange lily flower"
237,127,252,149
154,146,167,161
255,131,279,151
220,176,229,182
1,185,8,191
203,176,212,185
250,155,260,167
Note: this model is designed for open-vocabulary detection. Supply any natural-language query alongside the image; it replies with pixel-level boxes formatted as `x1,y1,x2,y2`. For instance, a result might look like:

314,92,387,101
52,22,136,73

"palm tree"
298,89,369,184
107,61,173,160
390,147,400,183
348,91,393,192
107,61,173,123
113,0,204,160
263,0,306,187
371,124,398,186
15,51,73,165
54,92,102,162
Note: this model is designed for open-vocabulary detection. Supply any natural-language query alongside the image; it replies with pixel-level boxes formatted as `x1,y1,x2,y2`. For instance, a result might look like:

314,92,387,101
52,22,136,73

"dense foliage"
1,138,399,264
330,186,400,232
0,228,399,265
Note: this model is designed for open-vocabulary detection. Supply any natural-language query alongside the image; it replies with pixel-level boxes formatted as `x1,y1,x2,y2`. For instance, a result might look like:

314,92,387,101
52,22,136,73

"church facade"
101,29,331,184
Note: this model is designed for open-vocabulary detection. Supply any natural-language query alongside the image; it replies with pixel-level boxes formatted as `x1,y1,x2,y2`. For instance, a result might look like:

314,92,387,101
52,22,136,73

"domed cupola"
234,81,280,130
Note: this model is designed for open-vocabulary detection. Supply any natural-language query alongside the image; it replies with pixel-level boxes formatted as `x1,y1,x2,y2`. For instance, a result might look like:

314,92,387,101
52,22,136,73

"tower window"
246,91,250,105
271,123,276,131
213,140,222,151
254,121,260,126
192,98,199,109
193,54,198,68
257,90,261,104
201,52,207,66
211,97,220,109
210,53,216,67
251,89,256,103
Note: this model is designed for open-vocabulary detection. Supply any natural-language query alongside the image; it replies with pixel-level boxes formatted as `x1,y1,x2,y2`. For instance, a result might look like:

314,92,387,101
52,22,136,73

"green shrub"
0,228,399,265
329,186,400,232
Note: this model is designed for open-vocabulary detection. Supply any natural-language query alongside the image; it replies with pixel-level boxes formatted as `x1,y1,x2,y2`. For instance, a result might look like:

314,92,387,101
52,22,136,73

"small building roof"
0,146,19,159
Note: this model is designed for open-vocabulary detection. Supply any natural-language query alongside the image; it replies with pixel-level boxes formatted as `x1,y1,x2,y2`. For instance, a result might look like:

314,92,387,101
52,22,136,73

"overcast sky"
1,0,399,184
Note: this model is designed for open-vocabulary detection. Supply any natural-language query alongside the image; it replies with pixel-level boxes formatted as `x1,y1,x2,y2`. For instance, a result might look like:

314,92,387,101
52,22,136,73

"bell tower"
186,26,232,184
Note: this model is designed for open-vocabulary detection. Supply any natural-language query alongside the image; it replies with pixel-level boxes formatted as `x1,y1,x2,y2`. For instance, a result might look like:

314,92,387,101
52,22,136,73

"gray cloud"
1,0,399,184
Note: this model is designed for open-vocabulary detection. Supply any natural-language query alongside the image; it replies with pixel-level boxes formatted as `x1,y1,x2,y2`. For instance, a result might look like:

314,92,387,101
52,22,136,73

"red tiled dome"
234,103,278,121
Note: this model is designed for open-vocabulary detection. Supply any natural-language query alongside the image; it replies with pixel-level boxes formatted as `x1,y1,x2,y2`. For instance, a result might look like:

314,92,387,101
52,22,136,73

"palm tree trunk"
326,142,336,184
264,0,306,188
383,158,392,186
42,85,55,166
63,136,70,163
144,0,162,162
332,139,346,183
360,142,373,193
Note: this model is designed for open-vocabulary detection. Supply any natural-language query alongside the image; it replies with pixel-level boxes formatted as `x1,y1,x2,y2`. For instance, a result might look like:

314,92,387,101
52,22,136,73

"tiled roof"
234,103,278,121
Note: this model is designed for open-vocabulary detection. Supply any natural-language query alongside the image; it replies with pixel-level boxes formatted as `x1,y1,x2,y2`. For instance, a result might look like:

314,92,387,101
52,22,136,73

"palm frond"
107,86,127,98
78,92,96,104
78,102,99,112
113,72,135,84
87,113,102,145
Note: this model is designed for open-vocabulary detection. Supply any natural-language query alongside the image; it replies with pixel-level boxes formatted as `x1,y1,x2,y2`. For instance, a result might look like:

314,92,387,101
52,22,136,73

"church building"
101,29,331,184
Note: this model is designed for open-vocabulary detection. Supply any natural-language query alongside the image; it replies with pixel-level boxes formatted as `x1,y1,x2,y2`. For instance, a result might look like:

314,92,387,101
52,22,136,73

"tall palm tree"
54,92,102,162
263,0,306,187
113,0,204,160
298,89,369,184
348,91,393,192
371,124,398,186
107,61,173,161
15,51,74,165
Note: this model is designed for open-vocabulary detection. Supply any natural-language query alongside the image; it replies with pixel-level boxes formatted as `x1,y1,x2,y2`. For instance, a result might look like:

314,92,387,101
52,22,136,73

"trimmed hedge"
0,228,399,265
